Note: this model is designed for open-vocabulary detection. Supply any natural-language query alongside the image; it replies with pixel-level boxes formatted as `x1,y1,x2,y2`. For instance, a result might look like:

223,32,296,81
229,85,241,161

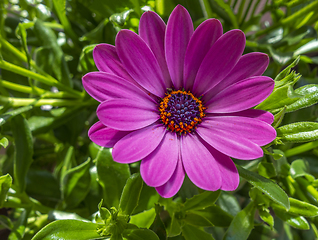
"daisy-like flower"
83,5,277,198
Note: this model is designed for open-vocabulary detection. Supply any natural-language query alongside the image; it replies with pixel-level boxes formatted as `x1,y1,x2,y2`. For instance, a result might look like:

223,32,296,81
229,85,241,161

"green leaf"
275,56,300,82
16,23,31,69
0,215,13,230
217,192,241,216
0,105,33,127
285,84,318,112
48,210,87,221
150,204,166,240
273,26,317,47
0,137,8,148
272,107,286,128
0,174,12,207
78,44,98,73
129,208,156,229
182,224,215,240
258,208,274,229
96,148,130,209
256,72,301,111
9,207,31,240
133,184,159,214
290,159,314,181
183,212,213,227
26,169,61,203
258,162,277,178
185,205,233,227
274,208,310,230
208,0,238,28
184,190,220,211
97,199,111,223
34,19,72,87
237,165,290,210
31,220,102,240
11,114,33,193
272,197,318,217
61,158,91,209
119,173,143,216
277,122,318,142
123,228,159,240
223,202,256,240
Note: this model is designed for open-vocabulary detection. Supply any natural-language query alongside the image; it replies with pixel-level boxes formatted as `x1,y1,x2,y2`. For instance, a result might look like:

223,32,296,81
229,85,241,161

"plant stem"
255,0,318,37
240,0,253,25
0,38,66,86
285,140,318,157
237,0,247,24
0,60,82,98
286,176,310,202
0,79,76,98
0,95,96,107
296,177,318,203
250,0,261,17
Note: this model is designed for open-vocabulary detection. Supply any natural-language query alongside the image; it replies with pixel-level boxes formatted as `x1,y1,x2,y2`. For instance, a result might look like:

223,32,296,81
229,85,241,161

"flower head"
82,5,276,198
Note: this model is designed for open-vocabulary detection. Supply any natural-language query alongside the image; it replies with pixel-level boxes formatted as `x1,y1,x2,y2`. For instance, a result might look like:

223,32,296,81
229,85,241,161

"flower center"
159,90,206,134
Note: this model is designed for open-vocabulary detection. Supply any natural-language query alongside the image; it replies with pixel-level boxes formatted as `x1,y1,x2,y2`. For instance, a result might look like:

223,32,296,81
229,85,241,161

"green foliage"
0,0,318,239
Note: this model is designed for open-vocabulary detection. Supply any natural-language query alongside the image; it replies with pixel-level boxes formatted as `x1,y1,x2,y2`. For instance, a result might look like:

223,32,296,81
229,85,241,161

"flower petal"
82,72,156,103
93,44,134,81
205,52,269,99
197,123,263,160
116,30,166,97
139,11,172,88
192,29,245,96
88,121,129,148
112,124,166,164
140,131,179,187
165,5,194,90
97,99,158,131
204,144,239,191
208,109,274,124
206,76,274,113
181,134,222,191
203,115,277,145
183,19,222,90
156,158,185,198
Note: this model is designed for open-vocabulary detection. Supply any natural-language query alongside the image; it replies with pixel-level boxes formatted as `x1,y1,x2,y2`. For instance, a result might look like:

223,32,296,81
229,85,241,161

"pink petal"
116,30,166,98
88,121,129,148
203,115,277,146
183,19,222,90
93,44,134,81
205,52,269,99
206,76,274,113
197,123,263,160
139,11,172,88
165,5,194,90
180,134,222,191
140,131,179,187
192,29,246,96
204,144,239,191
156,158,185,198
112,124,166,164
97,99,158,131
82,72,156,103
208,109,274,124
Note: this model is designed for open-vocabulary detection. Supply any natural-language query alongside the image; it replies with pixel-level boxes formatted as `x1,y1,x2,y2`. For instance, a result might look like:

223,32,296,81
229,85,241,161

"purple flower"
82,5,276,198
